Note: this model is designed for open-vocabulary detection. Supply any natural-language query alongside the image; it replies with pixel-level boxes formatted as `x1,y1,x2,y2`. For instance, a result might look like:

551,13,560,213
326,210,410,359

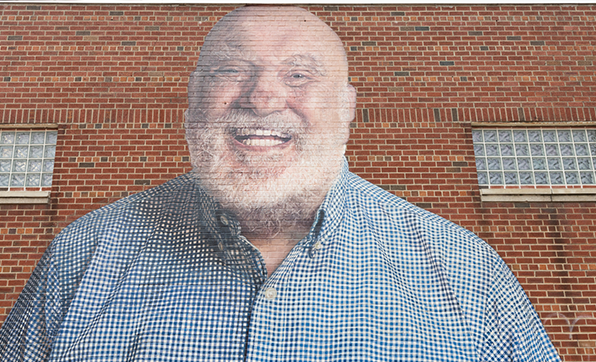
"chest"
49,227,478,362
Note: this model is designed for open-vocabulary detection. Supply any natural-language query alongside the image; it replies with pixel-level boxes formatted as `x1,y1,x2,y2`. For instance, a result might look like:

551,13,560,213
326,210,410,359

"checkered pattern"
0,161,560,361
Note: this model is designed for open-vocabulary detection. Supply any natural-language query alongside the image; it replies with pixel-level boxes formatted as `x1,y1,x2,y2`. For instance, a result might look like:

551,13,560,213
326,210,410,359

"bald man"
185,6,355,275
0,6,560,362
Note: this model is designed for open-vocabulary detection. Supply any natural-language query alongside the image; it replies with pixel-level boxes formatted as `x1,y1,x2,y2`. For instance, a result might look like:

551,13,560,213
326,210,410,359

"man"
0,6,560,361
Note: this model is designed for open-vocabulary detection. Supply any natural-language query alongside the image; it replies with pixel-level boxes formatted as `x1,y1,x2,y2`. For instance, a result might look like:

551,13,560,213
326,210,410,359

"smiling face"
186,6,355,235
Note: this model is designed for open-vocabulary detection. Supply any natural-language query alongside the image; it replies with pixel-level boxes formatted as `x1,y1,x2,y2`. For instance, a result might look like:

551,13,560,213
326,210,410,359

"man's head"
186,6,356,235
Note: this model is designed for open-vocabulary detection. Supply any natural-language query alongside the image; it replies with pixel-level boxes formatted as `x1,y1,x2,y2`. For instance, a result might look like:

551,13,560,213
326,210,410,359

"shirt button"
314,241,322,250
219,214,229,226
264,287,277,300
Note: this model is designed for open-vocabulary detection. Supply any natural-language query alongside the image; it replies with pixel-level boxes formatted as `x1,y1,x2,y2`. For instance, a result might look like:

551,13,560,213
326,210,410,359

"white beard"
187,109,344,236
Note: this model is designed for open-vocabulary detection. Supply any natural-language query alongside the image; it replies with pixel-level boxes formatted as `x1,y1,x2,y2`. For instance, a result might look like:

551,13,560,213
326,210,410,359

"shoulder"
342,171,500,294
58,174,197,232
49,174,200,259
344,171,490,251
44,174,202,299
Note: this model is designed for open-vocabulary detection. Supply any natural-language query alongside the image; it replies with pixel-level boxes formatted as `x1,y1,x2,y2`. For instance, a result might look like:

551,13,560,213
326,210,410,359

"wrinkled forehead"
198,6,348,72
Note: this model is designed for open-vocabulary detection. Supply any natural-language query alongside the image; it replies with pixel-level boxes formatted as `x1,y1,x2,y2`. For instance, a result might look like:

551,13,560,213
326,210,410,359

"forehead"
201,9,346,70
209,33,327,64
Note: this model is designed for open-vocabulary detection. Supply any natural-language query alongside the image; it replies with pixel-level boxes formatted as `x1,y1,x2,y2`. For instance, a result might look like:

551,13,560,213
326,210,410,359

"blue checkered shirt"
1,162,560,361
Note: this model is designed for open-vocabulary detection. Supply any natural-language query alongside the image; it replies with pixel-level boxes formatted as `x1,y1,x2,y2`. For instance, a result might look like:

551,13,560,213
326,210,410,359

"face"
186,7,356,234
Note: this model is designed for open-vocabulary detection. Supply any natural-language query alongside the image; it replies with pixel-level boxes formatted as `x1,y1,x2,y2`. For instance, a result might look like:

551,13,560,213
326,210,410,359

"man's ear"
346,84,357,123
339,84,357,145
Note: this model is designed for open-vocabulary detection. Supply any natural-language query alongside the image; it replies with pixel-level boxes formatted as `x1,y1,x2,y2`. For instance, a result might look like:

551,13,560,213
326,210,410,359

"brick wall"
1,4,595,360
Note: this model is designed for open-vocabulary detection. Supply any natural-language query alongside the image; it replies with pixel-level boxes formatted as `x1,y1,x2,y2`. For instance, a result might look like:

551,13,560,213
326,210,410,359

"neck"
242,223,312,277
239,216,314,277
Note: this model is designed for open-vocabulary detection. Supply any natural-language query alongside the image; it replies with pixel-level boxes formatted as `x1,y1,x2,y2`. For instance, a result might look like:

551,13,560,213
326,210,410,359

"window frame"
471,122,596,203
0,124,58,204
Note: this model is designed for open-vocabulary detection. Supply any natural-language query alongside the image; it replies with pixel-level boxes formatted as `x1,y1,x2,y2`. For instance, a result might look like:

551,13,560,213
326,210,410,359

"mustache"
189,108,306,136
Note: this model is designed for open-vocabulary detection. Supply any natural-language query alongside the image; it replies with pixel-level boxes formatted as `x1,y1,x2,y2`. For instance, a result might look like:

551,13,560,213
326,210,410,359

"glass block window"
0,130,57,190
473,128,596,187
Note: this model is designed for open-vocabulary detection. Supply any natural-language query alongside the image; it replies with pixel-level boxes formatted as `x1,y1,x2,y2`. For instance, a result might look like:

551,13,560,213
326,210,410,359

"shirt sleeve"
0,216,99,362
481,254,561,361
0,246,60,361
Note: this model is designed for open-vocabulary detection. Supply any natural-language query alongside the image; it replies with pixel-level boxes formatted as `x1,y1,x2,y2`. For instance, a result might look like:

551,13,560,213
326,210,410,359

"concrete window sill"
480,188,596,203
0,191,51,204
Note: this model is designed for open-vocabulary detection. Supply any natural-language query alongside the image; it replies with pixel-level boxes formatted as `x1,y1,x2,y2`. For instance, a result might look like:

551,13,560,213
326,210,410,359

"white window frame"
0,124,58,204
472,122,596,203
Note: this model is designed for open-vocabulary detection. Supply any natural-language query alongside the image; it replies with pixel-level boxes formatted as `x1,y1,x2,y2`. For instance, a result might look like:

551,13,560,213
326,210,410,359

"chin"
191,147,344,236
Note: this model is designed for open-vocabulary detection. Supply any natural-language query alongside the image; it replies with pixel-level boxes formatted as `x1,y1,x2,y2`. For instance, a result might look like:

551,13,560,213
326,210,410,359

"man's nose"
240,73,288,117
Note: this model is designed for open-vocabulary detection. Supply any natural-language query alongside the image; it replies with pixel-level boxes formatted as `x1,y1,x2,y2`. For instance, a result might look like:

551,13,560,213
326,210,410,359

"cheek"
289,87,344,131
194,83,243,118
286,86,327,121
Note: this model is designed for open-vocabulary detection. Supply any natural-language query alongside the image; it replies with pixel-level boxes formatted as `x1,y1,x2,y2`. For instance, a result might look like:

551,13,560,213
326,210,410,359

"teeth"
236,128,287,138
234,128,291,147
241,138,284,147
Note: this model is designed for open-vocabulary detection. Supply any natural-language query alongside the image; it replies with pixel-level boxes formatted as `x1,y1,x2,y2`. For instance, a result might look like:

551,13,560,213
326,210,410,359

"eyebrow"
204,46,326,76
207,46,254,63
282,54,327,77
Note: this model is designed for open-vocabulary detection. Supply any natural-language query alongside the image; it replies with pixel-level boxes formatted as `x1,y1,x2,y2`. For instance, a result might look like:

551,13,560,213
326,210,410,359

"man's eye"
211,67,250,81
215,68,239,74
286,72,312,86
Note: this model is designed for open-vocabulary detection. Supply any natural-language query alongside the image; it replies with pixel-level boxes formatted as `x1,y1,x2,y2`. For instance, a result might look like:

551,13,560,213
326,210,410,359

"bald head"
198,6,349,77
187,5,355,134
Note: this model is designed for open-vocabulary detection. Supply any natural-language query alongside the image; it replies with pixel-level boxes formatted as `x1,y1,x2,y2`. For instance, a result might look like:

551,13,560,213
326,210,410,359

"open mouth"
233,128,292,147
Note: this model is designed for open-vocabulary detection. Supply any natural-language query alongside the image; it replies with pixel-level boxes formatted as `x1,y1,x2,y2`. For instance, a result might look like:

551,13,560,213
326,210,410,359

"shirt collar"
302,157,349,255
189,176,267,282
